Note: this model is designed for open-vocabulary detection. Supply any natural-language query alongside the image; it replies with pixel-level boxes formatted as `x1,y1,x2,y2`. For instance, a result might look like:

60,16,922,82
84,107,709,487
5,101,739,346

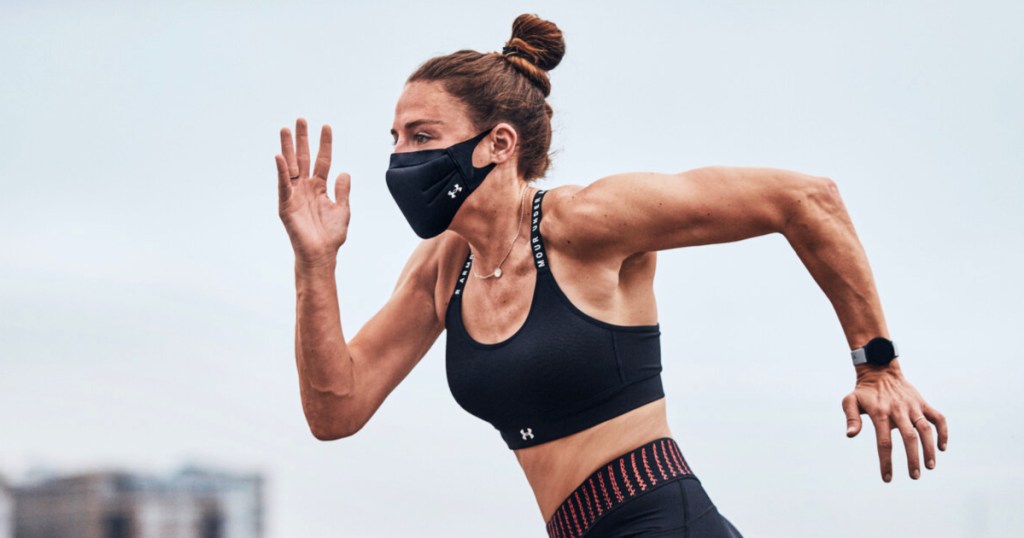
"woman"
274,14,948,537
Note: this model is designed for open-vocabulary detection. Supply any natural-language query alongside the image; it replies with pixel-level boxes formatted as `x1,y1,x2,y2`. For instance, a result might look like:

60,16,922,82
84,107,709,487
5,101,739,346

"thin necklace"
471,184,529,279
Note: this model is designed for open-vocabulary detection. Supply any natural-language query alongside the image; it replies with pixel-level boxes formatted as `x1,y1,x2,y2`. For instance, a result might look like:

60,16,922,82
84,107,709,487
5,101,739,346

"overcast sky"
2,1,1022,536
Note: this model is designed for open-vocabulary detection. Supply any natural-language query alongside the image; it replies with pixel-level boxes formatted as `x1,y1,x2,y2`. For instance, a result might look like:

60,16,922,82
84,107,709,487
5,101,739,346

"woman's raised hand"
276,118,351,268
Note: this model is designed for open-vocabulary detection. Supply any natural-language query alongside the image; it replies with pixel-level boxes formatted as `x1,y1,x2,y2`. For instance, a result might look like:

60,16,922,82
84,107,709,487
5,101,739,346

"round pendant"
493,267,503,278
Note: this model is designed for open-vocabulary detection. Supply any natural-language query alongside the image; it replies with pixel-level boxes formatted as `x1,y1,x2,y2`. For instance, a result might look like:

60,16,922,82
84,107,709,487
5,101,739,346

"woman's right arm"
293,241,445,440
278,118,445,440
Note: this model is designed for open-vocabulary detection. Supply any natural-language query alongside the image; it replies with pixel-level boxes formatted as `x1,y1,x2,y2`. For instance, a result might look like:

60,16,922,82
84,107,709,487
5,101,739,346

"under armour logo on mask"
448,184,463,198
521,428,534,440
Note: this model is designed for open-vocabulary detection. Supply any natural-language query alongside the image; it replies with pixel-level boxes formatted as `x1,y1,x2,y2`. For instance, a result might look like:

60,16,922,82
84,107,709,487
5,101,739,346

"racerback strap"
529,189,550,272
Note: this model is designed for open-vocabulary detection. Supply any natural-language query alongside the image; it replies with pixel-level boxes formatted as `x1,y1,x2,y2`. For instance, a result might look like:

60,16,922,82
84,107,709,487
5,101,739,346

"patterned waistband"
545,437,694,538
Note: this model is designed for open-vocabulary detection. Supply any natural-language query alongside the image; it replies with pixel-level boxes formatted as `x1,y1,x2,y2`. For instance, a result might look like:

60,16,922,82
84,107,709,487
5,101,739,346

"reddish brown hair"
407,14,566,181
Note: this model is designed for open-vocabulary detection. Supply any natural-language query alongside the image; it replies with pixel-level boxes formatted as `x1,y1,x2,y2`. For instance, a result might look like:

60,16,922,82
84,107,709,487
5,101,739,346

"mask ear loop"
447,127,497,183
447,127,494,159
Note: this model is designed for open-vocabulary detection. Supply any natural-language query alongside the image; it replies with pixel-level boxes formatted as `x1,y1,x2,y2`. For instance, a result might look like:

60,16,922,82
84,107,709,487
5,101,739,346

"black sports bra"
445,189,665,450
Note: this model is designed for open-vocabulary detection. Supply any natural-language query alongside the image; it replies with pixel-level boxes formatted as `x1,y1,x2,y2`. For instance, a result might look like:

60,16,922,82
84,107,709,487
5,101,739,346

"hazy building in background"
10,466,263,538
0,474,13,538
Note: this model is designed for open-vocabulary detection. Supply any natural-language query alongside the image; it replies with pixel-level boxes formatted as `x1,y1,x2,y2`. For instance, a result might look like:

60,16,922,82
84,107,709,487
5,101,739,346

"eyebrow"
390,119,445,139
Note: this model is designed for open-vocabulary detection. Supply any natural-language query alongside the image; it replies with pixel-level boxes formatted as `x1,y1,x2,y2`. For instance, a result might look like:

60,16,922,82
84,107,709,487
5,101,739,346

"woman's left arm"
558,166,948,482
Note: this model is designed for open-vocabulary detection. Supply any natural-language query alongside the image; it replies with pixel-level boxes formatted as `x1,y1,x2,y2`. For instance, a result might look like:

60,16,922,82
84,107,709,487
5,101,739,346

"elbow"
811,176,843,210
783,174,846,231
816,175,842,203
308,416,361,441
812,175,848,218
303,397,365,441
309,425,349,442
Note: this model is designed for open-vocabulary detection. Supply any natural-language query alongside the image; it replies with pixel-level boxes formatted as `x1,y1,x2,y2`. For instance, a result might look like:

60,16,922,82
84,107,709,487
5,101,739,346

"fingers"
280,127,299,179
851,373,946,483
912,407,937,471
923,402,948,452
334,172,351,206
296,118,310,178
893,412,921,479
275,154,292,206
870,414,893,482
313,124,332,180
842,393,862,437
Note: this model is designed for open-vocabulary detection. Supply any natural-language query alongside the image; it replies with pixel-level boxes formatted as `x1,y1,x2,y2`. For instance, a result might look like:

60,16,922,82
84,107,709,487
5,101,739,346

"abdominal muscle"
514,397,673,523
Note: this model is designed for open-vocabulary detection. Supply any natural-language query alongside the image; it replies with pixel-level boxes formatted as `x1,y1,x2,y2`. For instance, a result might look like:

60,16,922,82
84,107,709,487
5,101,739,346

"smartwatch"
851,336,899,366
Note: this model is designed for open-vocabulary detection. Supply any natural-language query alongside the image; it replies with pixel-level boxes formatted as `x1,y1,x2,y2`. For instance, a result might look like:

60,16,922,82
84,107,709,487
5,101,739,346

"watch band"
851,340,899,365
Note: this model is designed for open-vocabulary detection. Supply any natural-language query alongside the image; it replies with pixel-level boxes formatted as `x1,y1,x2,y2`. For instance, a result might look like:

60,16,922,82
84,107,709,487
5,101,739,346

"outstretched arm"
558,166,948,482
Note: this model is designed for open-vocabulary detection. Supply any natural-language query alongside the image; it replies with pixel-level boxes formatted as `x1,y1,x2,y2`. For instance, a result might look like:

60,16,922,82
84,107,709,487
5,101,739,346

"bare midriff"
513,397,673,523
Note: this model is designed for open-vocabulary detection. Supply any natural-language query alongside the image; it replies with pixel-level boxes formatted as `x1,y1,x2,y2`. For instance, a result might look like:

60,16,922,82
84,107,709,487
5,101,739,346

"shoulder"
538,181,659,280
395,230,467,280
539,181,658,288
538,179,635,260
433,230,471,285
389,231,468,324
431,231,471,322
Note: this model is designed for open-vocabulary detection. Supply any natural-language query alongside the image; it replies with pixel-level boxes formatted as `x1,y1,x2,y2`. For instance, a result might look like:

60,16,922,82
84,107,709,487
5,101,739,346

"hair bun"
501,14,565,96
504,13,565,71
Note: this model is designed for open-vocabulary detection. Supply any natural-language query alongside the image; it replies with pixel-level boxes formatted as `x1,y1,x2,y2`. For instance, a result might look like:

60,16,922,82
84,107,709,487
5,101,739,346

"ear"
488,122,519,165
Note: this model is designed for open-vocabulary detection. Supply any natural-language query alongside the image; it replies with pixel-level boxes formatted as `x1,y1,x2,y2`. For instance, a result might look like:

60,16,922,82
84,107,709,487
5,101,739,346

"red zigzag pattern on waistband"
545,438,693,538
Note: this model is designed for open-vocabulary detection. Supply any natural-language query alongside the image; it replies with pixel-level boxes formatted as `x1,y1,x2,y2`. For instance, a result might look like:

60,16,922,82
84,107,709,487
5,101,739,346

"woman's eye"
413,133,431,144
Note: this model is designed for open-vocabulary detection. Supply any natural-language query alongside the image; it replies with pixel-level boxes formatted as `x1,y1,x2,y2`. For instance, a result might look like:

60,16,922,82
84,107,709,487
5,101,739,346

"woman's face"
390,81,478,154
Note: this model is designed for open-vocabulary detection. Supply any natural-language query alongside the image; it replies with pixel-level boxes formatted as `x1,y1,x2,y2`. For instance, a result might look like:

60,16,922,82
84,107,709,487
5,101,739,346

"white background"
1,1,1021,536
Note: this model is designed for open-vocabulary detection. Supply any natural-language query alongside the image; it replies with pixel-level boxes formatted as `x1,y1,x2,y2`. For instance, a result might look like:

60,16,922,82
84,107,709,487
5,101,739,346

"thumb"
334,172,351,205
842,392,862,438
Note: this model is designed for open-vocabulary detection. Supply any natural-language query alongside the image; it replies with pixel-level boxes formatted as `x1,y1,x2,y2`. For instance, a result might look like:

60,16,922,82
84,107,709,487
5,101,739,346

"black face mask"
385,128,496,238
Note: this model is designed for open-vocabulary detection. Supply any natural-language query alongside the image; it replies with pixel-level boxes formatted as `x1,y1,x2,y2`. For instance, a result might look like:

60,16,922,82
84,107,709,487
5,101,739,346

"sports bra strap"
451,188,549,300
529,189,550,272
451,251,472,297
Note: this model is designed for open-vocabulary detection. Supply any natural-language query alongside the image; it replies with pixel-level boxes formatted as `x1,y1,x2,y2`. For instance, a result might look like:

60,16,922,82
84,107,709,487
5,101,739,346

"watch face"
865,337,896,365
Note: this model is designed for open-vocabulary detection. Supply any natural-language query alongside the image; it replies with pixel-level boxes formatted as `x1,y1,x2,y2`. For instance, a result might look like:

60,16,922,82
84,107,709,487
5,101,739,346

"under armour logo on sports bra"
530,190,549,271
453,255,471,295
520,428,534,440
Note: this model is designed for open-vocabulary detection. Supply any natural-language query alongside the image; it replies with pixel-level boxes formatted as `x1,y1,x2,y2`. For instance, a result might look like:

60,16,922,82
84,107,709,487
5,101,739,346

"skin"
275,80,949,524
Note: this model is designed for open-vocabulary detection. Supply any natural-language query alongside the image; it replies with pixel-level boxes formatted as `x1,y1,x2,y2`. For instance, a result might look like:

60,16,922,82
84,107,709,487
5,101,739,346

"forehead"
391,81,473,131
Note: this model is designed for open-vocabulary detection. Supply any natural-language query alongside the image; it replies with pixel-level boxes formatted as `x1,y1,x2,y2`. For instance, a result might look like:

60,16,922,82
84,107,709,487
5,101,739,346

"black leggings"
545,437,743,537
